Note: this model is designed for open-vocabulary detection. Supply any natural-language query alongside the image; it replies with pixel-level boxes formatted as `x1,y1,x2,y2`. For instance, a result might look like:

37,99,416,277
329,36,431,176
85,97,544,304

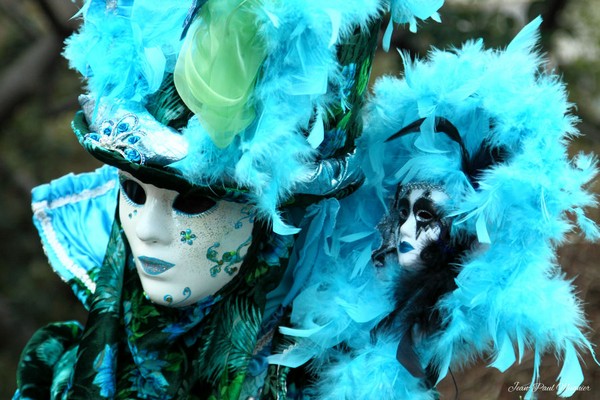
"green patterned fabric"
15,322,82,399
15,216,307,399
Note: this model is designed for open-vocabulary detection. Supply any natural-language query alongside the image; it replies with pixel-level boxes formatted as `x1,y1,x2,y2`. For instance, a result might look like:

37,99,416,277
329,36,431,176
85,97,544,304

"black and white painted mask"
375,183,448,271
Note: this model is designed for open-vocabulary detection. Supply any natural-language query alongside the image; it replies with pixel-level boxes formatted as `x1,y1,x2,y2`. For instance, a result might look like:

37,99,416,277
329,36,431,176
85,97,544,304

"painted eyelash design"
173,201,219,218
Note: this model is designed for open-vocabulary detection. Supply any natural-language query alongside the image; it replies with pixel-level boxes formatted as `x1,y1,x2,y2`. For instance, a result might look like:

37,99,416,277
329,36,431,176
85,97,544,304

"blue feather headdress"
271,17,599,399
63,0,444,234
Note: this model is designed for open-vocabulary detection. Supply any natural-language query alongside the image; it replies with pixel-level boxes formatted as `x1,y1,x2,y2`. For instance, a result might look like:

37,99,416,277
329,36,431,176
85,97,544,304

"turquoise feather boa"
274,17,598,399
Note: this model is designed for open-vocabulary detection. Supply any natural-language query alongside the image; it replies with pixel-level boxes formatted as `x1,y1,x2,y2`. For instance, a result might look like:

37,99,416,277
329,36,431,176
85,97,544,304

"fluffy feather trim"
280,17,598,398
362,16,598,395
64,0,192,102
314,332,437,400
382,0,444,50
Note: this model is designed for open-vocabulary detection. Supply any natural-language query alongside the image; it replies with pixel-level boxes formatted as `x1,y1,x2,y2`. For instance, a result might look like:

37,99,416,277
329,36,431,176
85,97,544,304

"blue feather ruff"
276,17,599,399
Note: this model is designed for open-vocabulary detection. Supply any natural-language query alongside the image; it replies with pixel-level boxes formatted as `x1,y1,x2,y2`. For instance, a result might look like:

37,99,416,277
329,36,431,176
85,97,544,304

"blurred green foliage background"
1,0,599,398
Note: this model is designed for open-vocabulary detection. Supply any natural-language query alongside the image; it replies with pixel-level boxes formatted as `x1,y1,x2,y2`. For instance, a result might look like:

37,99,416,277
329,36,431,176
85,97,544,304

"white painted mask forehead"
118,171,255,307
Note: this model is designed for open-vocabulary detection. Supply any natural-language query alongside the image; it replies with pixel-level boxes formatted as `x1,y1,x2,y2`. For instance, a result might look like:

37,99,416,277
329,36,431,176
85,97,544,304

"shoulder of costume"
31,165,119,309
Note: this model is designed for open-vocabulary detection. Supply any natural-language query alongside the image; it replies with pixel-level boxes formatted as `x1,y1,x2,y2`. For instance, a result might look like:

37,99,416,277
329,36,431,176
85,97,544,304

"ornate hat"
64,0,437,234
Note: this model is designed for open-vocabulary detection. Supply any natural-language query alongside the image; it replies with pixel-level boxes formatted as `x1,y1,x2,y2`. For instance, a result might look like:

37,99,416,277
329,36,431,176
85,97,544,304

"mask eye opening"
120,178,147,206
416,209,434,222
398,206,409,220
173,191,217,216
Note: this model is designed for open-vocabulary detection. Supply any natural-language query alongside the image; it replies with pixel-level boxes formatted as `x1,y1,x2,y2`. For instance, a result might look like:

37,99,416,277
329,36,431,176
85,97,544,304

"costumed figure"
12,0,439,398
271,18,599,399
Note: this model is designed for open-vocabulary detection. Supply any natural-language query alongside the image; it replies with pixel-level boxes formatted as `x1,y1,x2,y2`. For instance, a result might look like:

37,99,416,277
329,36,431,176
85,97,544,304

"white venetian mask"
393,186,448,270
118,171,254,307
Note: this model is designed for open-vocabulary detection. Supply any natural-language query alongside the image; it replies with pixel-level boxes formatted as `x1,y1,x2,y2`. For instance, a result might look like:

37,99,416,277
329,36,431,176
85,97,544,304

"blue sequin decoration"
206,235,252,277
180,229,197,245
163,287,192,306
86,113,147,165
234,205,256,229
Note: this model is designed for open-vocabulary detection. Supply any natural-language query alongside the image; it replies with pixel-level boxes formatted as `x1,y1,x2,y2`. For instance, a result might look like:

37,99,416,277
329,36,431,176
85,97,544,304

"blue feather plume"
174,0,385,234
277,16,599,398
64,0,192,102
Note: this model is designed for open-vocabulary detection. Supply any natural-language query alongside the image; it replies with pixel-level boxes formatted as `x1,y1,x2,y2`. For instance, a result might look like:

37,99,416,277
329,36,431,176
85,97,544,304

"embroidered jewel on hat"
79,95,187,168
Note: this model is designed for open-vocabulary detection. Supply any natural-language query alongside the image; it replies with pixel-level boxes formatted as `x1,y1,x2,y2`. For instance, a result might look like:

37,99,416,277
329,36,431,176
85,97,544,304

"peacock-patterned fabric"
15,167,309,399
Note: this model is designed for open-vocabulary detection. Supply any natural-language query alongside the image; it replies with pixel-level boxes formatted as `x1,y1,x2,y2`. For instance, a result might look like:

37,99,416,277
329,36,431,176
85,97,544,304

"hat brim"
72,110,251,202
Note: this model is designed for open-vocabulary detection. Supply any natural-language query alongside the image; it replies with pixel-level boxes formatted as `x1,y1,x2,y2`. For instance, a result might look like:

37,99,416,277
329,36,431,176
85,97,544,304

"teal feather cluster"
276,17,599,399
64,1,191,102
63,0,446,235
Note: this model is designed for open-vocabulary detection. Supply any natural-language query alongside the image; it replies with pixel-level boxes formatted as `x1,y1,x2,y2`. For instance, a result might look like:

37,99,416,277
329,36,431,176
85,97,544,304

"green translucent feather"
174,0,267,148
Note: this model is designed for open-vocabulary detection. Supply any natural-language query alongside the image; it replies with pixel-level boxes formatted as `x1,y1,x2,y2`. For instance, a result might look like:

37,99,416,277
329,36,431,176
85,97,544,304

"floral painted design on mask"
180,229,197,245
207,235,253,277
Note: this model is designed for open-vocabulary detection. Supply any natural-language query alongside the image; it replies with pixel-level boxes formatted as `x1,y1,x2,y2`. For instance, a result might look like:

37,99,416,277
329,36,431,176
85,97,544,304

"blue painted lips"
398,242,414,254
138,256,175,276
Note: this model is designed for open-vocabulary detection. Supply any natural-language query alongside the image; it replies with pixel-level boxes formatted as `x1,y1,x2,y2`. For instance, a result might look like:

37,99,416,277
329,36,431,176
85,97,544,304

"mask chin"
398,251,423,271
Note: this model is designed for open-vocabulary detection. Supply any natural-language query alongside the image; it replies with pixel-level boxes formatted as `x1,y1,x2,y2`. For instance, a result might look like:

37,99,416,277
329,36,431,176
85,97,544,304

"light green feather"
174,0,267,148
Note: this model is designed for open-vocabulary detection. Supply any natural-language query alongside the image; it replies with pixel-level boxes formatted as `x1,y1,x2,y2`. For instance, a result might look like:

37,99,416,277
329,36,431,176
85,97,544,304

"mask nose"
399,212,416,240
135,196,173,245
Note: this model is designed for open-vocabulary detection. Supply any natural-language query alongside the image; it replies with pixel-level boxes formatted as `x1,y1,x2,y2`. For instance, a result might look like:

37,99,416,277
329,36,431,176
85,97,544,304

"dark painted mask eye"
399,206,409,220
173,191,217,215
121,179,146,205
396,197,410,223
416,209,434,223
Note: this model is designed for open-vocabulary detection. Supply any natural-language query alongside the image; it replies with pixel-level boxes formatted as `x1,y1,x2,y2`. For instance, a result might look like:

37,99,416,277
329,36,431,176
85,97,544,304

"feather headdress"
272,17,599,399
64,0,444,234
